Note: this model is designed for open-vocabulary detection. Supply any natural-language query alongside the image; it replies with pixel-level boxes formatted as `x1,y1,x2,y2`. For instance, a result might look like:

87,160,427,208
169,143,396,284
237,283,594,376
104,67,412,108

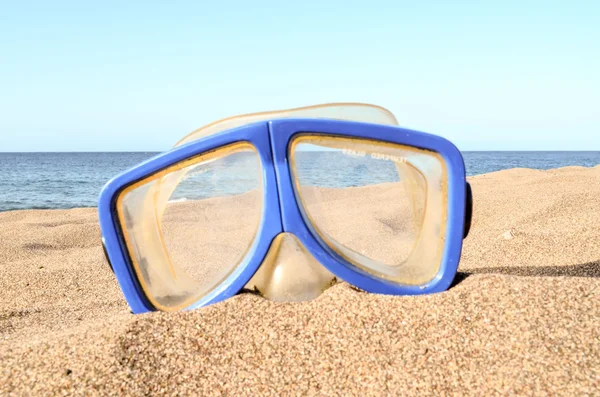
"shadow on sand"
452,260,600,288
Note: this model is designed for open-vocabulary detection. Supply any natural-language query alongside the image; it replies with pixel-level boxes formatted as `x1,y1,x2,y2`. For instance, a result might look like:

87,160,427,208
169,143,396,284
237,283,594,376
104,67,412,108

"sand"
1,166,599,396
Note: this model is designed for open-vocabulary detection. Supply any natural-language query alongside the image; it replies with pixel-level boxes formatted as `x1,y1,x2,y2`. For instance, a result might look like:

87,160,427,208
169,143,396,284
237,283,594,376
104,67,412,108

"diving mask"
98,103,472,313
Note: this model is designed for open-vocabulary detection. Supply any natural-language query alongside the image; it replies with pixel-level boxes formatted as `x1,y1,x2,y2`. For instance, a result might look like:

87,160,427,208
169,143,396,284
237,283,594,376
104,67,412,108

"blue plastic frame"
99,119,467,314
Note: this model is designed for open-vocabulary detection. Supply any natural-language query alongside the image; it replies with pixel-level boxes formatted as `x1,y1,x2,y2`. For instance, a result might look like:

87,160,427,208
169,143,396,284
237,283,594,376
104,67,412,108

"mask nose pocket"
244,232,335,302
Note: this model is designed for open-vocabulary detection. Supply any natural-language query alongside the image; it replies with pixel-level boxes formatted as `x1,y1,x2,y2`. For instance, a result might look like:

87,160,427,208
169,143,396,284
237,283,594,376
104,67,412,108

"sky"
0,1,598,152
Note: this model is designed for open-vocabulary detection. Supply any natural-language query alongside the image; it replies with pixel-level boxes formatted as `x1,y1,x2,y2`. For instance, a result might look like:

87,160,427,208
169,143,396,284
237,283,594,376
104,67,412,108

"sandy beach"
1,166,599,396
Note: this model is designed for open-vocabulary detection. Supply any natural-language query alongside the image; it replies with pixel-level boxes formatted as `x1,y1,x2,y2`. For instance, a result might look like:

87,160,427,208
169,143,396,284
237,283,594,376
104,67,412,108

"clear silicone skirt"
99,103,473,313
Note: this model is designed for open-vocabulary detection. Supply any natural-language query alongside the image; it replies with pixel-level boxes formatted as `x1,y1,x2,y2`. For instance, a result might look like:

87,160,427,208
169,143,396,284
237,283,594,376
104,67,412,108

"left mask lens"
290,135,448,286
116,143,263,311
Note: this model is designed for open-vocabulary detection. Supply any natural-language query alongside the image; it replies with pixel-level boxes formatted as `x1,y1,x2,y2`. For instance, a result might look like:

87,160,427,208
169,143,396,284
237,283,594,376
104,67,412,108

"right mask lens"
290,135,448,285
115,143,263,311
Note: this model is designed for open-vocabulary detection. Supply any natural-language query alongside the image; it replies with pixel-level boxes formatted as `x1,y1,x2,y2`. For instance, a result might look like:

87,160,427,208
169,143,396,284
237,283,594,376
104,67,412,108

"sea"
1,151,599,212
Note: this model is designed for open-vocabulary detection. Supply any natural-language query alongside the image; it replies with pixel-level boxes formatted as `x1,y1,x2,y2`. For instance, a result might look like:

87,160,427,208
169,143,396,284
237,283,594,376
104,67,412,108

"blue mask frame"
99,118,470,314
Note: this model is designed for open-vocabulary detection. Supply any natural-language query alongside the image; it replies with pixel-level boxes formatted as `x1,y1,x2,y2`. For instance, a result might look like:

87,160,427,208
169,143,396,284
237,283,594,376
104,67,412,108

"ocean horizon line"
2,150,600,154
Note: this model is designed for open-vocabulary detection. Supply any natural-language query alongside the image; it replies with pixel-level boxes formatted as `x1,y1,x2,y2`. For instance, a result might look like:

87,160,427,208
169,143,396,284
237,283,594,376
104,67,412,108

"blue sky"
1,1,598,152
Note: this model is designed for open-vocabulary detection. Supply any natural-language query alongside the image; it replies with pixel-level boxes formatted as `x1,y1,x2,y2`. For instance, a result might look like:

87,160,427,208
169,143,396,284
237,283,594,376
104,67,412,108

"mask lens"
291,135,447,285
116,143,262,311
